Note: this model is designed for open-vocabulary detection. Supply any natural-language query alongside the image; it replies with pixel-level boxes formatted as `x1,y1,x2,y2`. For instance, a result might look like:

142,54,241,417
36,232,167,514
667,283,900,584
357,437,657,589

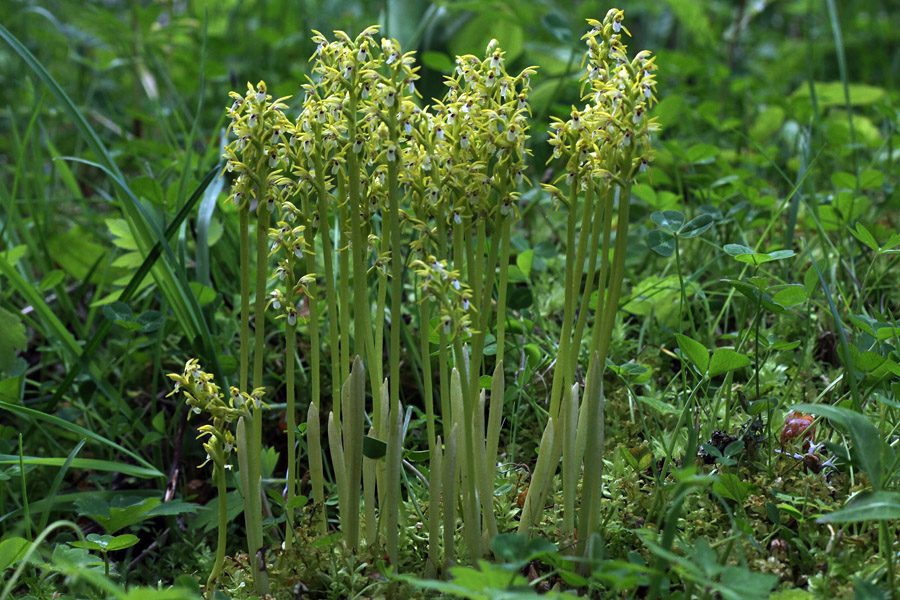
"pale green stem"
337,173,351,386
306,403,326,534
442,424,459,571
206,462,228,595
428,435,443,574
312,124,342,419
284,263,297,549
239,204,251,393
548,176,580,420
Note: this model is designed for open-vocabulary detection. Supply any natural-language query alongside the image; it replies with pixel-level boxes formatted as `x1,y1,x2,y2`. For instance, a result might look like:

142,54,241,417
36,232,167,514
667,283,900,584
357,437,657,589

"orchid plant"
168,8,657,596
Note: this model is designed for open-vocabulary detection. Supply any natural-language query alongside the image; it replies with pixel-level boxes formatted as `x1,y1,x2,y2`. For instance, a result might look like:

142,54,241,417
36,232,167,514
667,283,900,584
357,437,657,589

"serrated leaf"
849,223,878,251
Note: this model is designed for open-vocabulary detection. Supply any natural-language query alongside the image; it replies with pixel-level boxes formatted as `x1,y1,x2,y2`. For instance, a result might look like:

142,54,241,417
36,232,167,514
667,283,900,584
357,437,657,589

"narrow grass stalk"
337,174,352,386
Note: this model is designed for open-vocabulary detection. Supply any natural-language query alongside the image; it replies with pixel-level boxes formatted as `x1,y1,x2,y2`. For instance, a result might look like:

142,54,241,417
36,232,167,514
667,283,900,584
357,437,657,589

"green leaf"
420,51,452,72
858,169,884,190
771,284,807,307
647,229,675,257
749,106,785,142
46,227,108,283
831,171,857,191
0,306,26,374
679,214,714,239
516,250,534,279
38,269,65,291
792,403,883,490
817,491,900,523
0,536,29,570
875,326,900,342
449,13,524,63
636,395,678,414
849,223,879,252
650,210,685,233
713,473,754,503
676,333,709,375
790,81,886,107
684,143,719,164
0,400,162,477
708,349,750,377
363,435,387,460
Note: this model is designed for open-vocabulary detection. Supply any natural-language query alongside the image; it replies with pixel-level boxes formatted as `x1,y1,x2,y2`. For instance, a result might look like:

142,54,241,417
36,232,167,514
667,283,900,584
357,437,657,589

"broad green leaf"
676,333,709,375
420,51,452,72
771,284,807,307
790,81,886,107
792,403,883,490
0,536,29,570
859,169,884,190
708,349,750,377
516,250,534,279
363,435,387,460
679,214,714,238
650,210,685,233
651,95,686,129
750,105,785,142
684,143,719,164
817,491,900,523
830,171,856,190
876,327,900,342
0,306,26,374
647,229,675,257
449,13,524,63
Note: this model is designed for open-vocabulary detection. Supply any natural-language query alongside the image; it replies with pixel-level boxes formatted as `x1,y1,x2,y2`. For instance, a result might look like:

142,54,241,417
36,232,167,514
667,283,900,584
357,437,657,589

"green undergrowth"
2,1,899,599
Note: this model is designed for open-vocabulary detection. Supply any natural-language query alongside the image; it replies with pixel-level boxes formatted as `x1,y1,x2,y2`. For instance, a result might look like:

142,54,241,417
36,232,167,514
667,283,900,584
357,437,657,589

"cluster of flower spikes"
402,38,536,338
545,9,658,198
267,219,316,327
167,359,265,471
223,81,292,213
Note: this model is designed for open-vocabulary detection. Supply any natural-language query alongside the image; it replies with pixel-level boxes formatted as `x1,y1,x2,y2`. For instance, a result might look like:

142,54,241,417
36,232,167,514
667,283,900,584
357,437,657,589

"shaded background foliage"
1,0,900,595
